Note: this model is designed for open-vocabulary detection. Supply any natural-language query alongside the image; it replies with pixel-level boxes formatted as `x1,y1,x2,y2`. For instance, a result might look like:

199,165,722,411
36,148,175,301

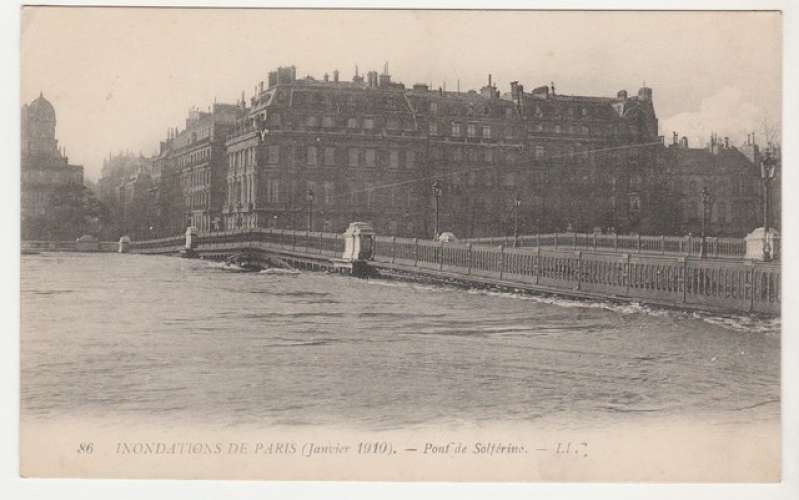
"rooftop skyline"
21,8,781,179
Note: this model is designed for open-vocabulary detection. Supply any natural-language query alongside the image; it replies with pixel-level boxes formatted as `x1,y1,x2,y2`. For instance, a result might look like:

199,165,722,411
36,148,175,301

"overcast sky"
21,8,781,180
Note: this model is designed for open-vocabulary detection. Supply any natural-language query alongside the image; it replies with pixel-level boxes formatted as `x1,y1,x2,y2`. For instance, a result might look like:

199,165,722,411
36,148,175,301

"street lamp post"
306,188,314,232
513,195,521,247
761,152,778,261
432,180,442,240
700,186,711,258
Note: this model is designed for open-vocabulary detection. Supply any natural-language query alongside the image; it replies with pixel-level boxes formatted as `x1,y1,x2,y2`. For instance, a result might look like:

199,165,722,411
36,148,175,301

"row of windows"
257,179,417,208
299,115,409,131
187,191,209,210
430,122,494,139
262,145,418,169
177,147,210,169
532,104,593,119
430,147,520,164
228,147,256,170
530,123,592,135
181,168,210,189
428,101,515,119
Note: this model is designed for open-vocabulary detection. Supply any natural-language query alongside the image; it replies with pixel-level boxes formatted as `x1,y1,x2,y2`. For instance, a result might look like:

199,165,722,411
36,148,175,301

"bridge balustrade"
467,232,747,259
126,227,778,315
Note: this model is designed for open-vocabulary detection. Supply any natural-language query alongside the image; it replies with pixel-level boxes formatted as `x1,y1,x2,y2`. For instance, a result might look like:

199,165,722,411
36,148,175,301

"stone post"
745,228,780,261
182,226,198,258
118,235,131,253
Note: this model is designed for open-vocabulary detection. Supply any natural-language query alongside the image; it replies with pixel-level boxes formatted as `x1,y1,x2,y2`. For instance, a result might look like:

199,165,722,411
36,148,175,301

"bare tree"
760,114,782,148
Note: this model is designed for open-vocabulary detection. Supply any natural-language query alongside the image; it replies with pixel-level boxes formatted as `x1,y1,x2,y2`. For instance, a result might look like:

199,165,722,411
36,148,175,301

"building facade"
21,93,84,240
97,151,155,239
659,133,764,237
220,66,666,238
154,104,244,236
134,65,770,240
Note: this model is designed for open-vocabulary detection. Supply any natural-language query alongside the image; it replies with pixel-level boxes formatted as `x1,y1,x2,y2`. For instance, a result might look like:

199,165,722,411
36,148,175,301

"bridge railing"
22,240,118,252
466,232,747,259
186,228,345,258
372,236,778,315
127,228,778,315
128,235,186,254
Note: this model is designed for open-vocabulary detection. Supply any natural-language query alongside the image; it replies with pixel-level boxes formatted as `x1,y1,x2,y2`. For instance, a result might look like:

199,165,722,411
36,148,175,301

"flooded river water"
20,252,780,431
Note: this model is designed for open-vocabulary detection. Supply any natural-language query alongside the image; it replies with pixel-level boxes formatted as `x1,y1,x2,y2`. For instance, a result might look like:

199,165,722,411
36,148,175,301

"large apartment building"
218,65,670,238
138,65,768,239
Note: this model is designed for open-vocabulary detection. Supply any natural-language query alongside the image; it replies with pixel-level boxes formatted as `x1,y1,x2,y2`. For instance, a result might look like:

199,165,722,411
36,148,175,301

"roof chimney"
333,69,339,83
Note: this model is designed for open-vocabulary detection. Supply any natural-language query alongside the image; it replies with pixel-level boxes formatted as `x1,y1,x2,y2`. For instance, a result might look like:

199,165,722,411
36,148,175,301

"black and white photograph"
10,3,793,488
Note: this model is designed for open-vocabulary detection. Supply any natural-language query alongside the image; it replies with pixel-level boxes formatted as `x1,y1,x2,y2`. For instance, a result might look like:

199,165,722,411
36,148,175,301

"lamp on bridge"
700,186,712,258
761,152,778,261
513,194,522,247
306,188,315,232
431,180,443,240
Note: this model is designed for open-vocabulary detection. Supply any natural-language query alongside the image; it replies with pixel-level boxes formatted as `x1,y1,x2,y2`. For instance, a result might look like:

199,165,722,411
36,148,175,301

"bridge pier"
180,226,199,258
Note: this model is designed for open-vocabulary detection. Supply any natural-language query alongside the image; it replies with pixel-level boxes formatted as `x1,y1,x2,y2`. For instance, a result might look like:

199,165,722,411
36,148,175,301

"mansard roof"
252,81,415,116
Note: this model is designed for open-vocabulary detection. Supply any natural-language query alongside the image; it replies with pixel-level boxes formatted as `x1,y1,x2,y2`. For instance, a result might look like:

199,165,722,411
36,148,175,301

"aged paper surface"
18,6,784,484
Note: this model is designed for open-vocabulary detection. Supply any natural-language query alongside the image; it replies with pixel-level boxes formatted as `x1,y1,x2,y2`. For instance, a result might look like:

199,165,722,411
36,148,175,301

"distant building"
97,152,155,238
661,133,765,236
21,92,84,239
154,104,244,235
739,134,781,233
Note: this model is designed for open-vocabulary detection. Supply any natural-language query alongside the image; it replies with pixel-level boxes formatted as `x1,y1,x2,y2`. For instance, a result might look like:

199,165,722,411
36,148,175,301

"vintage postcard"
18,6,782,482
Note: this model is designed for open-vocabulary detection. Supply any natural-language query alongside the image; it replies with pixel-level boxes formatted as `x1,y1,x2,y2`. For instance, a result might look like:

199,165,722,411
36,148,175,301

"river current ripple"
21,253,780,430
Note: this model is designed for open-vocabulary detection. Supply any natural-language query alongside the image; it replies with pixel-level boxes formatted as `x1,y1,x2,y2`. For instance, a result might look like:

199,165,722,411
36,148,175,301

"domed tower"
21,91,60,161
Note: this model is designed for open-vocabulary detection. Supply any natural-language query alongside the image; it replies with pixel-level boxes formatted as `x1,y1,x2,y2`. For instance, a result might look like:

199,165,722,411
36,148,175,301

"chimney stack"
333,69,339,83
